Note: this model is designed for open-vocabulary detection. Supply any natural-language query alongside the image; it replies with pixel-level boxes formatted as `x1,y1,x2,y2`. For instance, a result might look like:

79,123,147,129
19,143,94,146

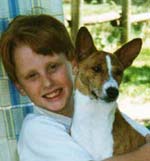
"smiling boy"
14,47,74,116
0,14,150,161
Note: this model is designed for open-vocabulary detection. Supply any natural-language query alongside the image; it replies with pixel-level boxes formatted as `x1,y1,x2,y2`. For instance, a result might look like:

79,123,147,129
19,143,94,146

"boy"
0,14,150,161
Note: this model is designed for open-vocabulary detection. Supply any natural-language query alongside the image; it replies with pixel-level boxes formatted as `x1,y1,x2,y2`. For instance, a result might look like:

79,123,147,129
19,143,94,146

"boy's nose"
42,74,52,88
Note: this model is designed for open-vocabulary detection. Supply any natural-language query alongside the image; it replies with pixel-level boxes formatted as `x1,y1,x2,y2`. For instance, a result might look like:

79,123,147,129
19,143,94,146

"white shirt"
18,106,93,161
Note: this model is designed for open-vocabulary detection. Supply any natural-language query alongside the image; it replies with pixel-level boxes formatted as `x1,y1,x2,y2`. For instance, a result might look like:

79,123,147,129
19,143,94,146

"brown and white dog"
71,27,150,161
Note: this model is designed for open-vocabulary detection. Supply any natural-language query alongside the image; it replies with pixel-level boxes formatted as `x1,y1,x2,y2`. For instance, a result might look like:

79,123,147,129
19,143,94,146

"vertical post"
71,0,83,43
120,0,131,43
31,0,43,14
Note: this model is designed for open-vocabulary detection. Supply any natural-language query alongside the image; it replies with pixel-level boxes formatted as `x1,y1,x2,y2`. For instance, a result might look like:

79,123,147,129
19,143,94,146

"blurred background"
63,0,150,128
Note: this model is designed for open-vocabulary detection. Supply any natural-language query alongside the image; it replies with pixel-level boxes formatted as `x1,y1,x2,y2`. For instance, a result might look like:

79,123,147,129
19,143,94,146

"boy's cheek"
15,82,27,96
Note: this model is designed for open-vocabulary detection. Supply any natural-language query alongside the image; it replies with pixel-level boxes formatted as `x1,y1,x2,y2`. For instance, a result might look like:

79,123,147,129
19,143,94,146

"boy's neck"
57,95,74,118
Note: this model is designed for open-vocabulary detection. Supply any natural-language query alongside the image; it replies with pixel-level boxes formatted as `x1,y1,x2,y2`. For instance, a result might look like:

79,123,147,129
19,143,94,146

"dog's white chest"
71,90,117,161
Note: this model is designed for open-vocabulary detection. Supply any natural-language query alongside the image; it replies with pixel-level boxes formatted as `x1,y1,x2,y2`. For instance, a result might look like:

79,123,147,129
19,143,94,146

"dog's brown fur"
113,110,146,155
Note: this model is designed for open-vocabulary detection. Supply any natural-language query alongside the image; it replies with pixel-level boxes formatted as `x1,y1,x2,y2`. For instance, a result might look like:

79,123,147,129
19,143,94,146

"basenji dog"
71,27,149,161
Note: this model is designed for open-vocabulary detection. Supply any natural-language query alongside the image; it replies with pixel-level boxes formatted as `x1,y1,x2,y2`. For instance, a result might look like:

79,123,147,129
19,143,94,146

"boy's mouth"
43,88,63,99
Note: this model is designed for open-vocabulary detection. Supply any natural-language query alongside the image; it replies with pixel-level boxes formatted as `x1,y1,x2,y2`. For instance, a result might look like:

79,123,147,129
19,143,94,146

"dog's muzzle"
104,87,119,102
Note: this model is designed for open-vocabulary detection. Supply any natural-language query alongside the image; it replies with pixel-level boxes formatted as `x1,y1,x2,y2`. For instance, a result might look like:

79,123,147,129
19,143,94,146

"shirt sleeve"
18,114,93,161
122,112,150,136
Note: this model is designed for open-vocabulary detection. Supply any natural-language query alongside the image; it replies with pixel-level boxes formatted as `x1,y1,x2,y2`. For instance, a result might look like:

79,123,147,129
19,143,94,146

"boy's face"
14,45,74,116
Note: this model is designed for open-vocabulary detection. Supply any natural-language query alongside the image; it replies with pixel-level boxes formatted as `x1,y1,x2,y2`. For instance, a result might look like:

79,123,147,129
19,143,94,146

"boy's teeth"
45,89,60,98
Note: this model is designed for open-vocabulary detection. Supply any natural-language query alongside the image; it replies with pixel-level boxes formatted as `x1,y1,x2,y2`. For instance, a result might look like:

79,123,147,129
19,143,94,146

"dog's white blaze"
103,55,118,95
71,90,117,160
106,55,112,77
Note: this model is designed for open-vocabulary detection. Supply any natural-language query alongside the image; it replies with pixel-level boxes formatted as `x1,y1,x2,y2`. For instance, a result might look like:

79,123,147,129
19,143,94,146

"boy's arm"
103,143,150,161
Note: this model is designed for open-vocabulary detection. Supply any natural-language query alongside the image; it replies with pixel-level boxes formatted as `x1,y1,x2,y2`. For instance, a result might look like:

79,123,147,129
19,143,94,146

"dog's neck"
72,89,118,160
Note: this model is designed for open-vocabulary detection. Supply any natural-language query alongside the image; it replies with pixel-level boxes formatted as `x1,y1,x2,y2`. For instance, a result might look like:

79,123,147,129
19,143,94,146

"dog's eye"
114,70,122,76
92,66,102,73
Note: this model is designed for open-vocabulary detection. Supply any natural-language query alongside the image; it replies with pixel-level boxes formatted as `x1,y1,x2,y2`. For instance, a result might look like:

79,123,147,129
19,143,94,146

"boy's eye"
92,65,102,73
114,70,122,76
26,72,38,80
48,63,58,72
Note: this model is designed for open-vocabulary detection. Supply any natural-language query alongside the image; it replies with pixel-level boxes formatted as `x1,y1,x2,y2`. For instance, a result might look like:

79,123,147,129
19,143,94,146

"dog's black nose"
106,87,119,101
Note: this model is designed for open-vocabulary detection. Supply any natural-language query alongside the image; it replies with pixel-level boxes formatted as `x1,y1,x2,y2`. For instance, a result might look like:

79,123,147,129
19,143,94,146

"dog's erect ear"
75,27,97,61
114,38,142,69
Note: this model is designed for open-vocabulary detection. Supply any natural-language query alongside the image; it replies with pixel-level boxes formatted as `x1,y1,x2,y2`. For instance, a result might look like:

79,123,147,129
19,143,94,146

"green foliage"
84,0,93,4
132,0,150,10
144,120,150,129
87,21,150,50
123,66,150,85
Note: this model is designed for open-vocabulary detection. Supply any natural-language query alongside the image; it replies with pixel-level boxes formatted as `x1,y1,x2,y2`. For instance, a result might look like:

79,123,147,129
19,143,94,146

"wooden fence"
68,0,150,43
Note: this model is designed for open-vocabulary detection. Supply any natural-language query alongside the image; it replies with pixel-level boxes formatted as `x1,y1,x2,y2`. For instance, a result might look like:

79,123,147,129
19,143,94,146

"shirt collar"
33,105,72,128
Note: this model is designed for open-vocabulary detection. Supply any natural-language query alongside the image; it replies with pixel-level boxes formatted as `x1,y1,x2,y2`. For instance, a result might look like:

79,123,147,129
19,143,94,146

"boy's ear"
114,38,142,69
15,82,26,96
75,26,97,62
